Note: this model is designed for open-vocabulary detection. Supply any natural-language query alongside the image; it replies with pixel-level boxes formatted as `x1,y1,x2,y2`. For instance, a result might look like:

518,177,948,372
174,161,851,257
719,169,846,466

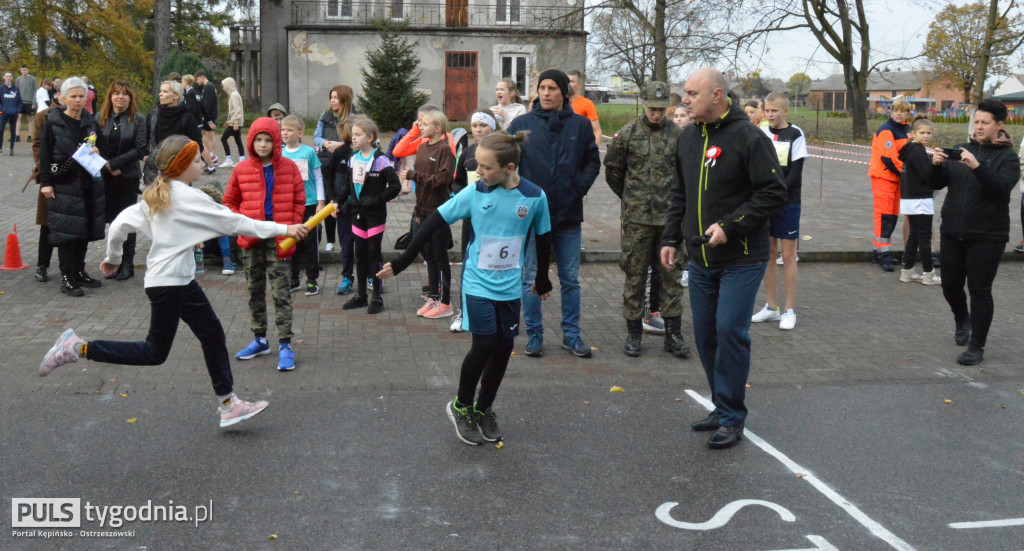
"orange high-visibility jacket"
868,118,909,182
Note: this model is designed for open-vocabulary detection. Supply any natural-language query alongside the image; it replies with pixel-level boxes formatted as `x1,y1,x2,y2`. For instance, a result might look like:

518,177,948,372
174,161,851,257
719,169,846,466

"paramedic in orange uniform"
867,99,911,271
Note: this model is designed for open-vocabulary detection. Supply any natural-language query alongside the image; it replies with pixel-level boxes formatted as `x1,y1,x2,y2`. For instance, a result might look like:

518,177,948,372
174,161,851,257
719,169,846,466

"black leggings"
87,281,233,396
903,214,933,271
939,236,1004,347
221,126,244,158
354,233,384,298
1,115,16,145
38,226,54,268
456,333,515,412
421,222,452,304
57,239,88,276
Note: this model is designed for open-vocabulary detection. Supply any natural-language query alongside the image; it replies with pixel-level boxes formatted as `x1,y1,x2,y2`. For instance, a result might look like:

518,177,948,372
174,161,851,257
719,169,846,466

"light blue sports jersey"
281,144,322,206
438,177,551,301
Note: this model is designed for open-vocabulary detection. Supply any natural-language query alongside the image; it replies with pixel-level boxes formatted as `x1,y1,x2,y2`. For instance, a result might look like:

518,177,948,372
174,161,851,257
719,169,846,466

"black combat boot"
115,233,136,280
61,274,84,297
663,316,691,358
625,319,643,357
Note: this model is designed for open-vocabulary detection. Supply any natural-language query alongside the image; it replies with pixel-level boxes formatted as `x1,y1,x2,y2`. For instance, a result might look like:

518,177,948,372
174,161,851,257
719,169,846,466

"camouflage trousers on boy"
243,238,294,340
620,222,684,320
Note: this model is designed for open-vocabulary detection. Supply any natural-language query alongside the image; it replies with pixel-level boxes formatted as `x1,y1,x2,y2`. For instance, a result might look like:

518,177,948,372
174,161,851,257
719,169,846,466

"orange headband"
163,141,199,179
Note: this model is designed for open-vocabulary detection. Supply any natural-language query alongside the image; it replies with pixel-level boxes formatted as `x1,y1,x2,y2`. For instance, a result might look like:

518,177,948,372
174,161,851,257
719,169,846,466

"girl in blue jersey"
379,131,553,445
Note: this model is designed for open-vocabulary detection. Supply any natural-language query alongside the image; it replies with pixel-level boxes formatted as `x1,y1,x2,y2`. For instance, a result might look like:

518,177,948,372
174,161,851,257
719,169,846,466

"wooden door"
445,0,468,27
444,51,478,122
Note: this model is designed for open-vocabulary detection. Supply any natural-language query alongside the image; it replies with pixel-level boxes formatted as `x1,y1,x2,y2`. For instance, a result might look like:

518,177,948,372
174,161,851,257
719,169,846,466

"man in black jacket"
660,68,787,449
195,71,219,171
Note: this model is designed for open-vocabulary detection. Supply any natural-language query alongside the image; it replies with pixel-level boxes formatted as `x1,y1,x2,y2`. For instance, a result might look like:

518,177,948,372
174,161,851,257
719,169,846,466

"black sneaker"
474,406,502,442
304,281,319,296
289,280,301,293
446,400,482,445
202,166,216,175
342,295,368,309
35,266,49,282
367,297,384,314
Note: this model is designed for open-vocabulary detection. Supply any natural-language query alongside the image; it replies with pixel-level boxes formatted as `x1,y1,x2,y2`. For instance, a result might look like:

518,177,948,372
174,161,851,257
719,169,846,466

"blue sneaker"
524,333,543,357
221,260,236,275
236,337,270,360
278,344,295,371
561,335,592,358
336,277,354,295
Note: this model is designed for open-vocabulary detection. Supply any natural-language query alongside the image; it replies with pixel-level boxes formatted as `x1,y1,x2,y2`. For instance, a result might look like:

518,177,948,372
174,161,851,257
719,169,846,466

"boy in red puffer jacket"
223,117,306,371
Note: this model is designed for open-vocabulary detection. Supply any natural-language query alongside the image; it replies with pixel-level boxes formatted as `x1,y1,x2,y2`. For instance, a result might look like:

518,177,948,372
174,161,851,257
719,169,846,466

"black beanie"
537,69,571,107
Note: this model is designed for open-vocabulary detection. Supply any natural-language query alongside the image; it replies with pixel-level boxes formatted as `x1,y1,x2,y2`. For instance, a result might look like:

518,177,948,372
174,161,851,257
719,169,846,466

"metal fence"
290,1,582,31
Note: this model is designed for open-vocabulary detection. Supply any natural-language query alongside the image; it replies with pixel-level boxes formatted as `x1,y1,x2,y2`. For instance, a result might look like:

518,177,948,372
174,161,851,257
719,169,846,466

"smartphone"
940,147,963,161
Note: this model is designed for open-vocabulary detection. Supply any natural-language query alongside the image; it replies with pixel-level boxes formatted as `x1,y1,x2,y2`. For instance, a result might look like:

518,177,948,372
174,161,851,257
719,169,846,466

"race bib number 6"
478,236,523,271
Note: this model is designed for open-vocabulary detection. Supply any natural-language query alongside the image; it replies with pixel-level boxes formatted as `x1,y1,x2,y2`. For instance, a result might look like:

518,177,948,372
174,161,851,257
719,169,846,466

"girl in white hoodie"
39,135,308,428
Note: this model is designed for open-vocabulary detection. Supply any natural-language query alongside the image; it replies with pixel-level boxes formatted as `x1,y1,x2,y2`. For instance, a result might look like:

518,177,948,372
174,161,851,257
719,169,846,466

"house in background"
992,74,1024,97
260,0,587,120
808,70,966,114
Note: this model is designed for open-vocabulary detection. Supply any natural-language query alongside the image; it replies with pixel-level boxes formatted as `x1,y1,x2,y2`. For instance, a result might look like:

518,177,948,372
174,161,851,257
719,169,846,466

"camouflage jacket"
604,115,682,225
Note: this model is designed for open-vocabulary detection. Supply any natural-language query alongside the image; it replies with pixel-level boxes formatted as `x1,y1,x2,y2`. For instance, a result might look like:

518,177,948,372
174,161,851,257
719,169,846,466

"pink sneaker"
219,397,269,428
417,298,438,317
424,302,454,319
40,329,85,377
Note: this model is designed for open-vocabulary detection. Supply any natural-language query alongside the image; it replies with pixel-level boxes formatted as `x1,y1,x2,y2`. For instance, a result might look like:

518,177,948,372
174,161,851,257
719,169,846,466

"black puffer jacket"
934,138,1020,242
38,107,105,245
335,149,402,229
662,95,787,268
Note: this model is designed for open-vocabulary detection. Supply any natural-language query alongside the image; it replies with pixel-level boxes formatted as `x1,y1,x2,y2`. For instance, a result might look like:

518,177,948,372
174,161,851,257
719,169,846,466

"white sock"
218,392,236,410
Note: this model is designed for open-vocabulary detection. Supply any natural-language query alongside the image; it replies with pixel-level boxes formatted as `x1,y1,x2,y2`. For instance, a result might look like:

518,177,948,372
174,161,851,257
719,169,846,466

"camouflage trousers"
243,238,294,340
620,222,684,320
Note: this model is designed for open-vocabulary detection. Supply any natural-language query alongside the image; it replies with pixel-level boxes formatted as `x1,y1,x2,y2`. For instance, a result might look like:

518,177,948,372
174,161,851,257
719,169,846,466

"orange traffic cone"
0,224,30,271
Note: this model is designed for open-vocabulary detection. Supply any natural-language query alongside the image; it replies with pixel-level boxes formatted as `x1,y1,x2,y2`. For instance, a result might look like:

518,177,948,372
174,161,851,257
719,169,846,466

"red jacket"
223,117,305,257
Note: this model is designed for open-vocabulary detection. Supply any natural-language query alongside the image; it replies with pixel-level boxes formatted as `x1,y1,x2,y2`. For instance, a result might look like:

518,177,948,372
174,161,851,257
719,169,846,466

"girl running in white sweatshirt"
39,135,308,428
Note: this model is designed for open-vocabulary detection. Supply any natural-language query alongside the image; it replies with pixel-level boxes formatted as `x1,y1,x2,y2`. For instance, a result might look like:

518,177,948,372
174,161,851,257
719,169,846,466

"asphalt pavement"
1,131,1023,550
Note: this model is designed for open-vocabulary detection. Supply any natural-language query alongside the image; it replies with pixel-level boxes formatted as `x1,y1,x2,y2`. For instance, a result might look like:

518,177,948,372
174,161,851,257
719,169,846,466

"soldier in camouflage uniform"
604,81,690,358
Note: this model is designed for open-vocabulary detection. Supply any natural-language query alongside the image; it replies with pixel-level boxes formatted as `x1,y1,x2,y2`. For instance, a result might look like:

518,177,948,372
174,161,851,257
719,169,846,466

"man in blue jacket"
508,69,602,358
1,71,23,155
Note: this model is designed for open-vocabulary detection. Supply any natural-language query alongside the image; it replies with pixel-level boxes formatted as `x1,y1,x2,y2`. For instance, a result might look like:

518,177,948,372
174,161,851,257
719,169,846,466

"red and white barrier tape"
808,154,869,165
823,140,871,150
808,145,870,157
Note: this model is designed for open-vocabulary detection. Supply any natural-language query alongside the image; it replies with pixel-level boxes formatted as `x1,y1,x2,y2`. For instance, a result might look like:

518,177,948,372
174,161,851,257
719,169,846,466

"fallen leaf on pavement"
584,401,590,405
495,441,504,449
943,399,952,404
610,386,625,393
126,418,137,424
120,393,128,398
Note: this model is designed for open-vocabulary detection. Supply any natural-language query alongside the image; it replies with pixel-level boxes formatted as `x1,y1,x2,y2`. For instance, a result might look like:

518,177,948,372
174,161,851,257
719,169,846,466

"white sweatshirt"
105,181,287,288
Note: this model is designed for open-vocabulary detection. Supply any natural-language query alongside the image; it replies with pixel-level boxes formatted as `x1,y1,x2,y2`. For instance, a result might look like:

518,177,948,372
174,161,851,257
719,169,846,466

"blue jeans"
522,225,582,338
687,260,767,428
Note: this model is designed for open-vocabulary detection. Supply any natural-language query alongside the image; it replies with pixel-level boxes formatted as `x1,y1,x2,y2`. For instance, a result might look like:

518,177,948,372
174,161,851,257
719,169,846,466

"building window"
391,0,403,19
501,54,528,96
326,0,352,18
497,0,521,23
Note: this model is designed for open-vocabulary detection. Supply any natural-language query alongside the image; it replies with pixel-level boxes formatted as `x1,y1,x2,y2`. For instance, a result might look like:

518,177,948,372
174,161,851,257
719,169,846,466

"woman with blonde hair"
144,80,205,184
39,135,309,428
219,77,245,168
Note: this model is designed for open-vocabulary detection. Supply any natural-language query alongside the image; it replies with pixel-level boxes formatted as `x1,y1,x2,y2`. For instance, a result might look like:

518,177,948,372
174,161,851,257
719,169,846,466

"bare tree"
154,0,171,95
972,0,1024,102
728,0,922,140
582,0,734,85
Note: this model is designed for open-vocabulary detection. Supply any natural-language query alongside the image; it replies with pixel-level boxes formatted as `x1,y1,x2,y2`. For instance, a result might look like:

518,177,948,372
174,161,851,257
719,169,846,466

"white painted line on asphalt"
684,389,918,551
762,535,840,551
949,518,1024,529
656,499,795,530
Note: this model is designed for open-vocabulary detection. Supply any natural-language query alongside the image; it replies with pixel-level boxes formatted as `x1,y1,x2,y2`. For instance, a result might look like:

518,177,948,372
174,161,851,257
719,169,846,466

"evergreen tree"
357,21,429,133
